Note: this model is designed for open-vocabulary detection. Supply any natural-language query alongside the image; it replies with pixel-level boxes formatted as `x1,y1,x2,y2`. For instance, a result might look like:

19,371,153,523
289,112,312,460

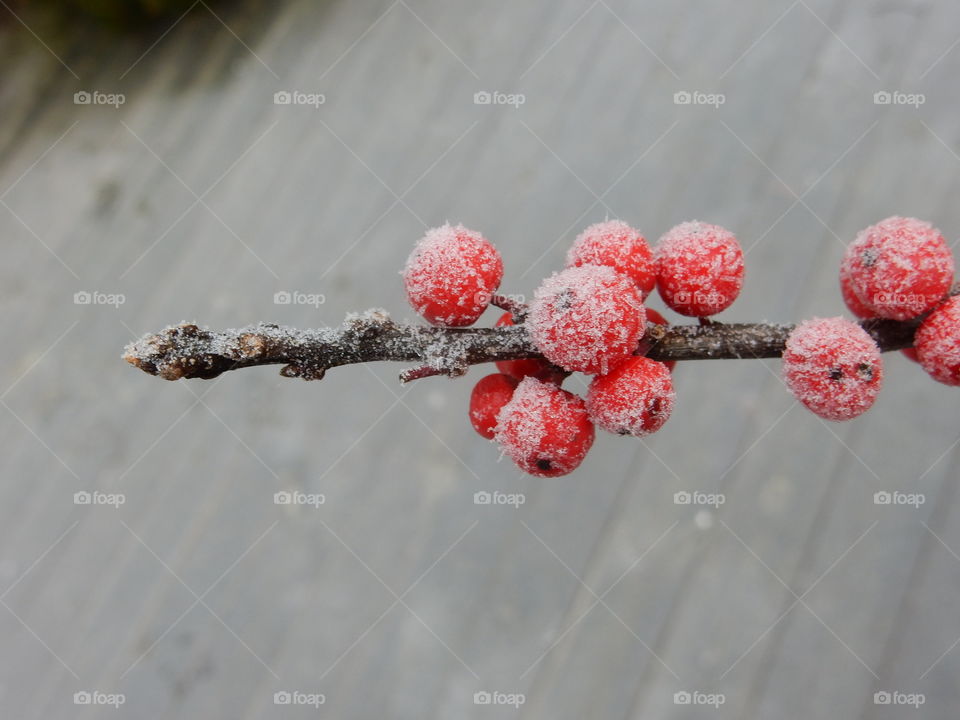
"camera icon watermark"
473,490,525,508
274,490,325,508
474,90,525,108
74,491,125,508
273,290,326,308
673,690,725,707
74,690,125,707
873,90,924,108
273,690,325,707
74,90,125,108
873,690,925,707
873,490,925,508
273,90,325,108
473,690,525,707
74,290,125,308
674,490,725,508
673,90,725,108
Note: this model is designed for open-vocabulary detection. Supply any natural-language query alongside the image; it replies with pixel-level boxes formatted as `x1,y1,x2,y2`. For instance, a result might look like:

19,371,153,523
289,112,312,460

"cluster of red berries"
403,220,745,477
782,216,958,421
402,216,960,476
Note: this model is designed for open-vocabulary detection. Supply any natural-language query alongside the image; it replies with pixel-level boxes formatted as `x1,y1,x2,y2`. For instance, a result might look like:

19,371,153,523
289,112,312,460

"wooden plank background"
1,0,959,717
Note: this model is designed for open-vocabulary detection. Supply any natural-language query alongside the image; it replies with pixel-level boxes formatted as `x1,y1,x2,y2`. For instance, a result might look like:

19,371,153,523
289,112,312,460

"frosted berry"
643,308,676,372
494,312,561,381
403,223,503,327
655,221,744,316
840,272,874,320
469,373,518,439
566,220,655,297
586,357,675,436
840,216,954,321
528,265,645,375
914,296,960,385
494,377,595,477
782,317,883,421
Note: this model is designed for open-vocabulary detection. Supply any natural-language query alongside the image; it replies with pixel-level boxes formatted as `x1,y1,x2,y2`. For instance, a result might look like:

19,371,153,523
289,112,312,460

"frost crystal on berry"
915,296,960,386
840,216,954,321
494,377,594,477
469,373,518,439
586,356,675,436
527,265,646,375
782,317,883,421
402,223,503,327
566,220,655,297
654,221,744,317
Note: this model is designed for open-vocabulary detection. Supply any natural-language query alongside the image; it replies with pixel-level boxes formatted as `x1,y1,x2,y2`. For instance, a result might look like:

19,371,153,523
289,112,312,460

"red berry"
840,216,954,320
403,223,503,327
494,312,558,380
469,373,518,439
494,377,595,477
566,220,655,297
528,265,646,375
655,221,744,316
840,272,875,320
914,296,960,385
782,317,883,421
586,357,674,436
643,308,676,372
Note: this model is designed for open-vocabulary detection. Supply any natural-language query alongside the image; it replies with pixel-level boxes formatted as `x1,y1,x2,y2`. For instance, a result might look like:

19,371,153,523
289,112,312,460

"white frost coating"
493,376,592,475
586,358,674,436
566,219,654,294
402,223,502,326
841,216,954,320
915,296,960,385
494,376,551,460
654,221,743,315
782,317,883,421
527,264,646,374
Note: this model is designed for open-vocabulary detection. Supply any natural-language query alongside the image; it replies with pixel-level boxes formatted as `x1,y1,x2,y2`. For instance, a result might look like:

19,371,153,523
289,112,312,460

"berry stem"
124,285,958,383
489,293,528,320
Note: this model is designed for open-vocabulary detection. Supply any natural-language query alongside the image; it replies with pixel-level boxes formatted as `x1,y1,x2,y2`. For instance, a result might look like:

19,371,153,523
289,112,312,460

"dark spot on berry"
862,248,878,267
536,458,553,472
650,398,663,415
857,363,875,381
555,289,574,312
617,428,630,436
828,367,843,381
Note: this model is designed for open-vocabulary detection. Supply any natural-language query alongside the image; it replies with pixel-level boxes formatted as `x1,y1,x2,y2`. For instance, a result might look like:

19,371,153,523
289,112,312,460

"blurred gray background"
1,0,959,717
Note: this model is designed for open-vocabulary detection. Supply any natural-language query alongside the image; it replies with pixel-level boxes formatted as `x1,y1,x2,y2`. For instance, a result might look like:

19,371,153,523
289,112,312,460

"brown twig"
124,288,958,383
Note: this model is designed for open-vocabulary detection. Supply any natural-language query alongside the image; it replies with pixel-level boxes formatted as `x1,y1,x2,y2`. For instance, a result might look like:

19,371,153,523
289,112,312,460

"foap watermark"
674,490,725,508
275,490,325,508
474,90,525,108
473,690,525,708
74,290,125,308
74,491,125,508
672,289,729,310
274,290,326,308
874,690,925,708
475,290,524,306
874,491,925,508
474,490,525,508
74,90,125,108
273,690,325,707
274,90,325,108
869,291,937,316
874,90,925,108
674,90,725,108
674,690,725,708
74,691,125,708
